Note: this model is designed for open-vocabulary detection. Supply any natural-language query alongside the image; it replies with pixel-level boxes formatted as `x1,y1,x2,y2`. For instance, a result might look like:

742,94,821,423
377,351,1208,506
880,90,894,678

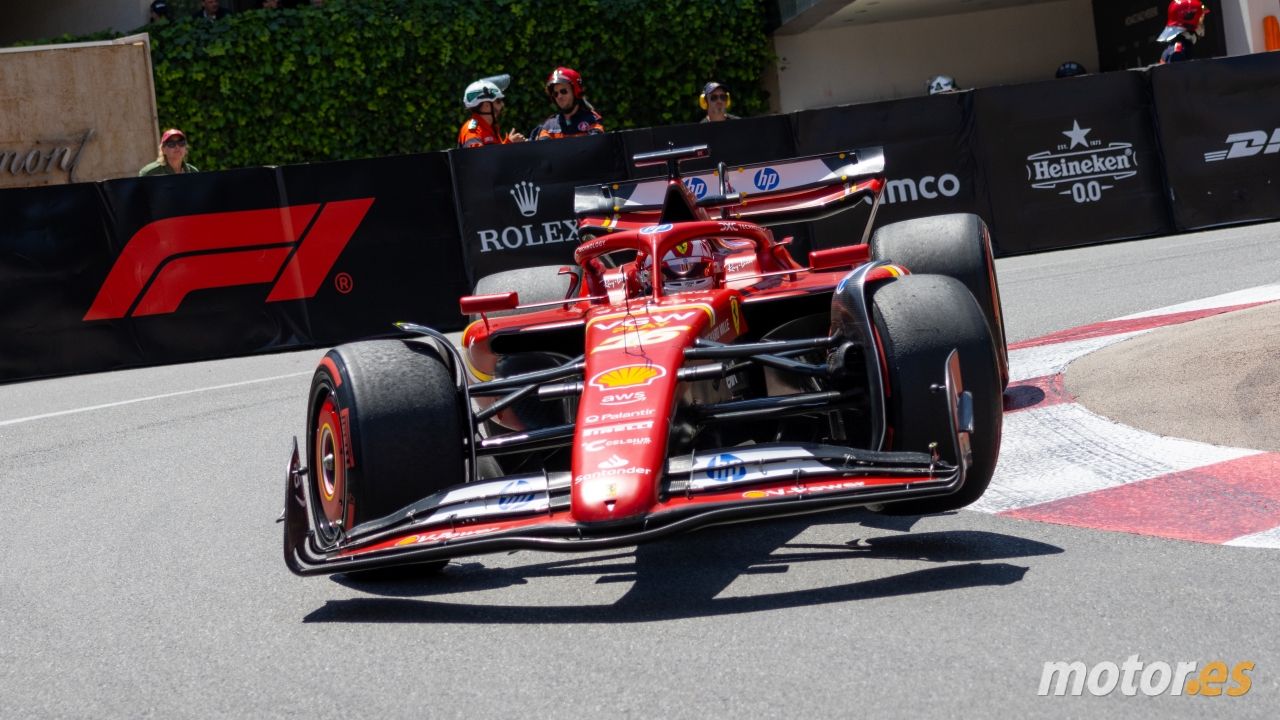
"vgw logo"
753,167,780,191
1026,119,1138,204
83,199,373,321
1204,129,1280,162
477,180,579,253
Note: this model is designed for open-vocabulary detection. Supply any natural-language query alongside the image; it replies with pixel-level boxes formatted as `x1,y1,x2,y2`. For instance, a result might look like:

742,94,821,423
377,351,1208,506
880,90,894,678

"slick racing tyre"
868,274,1003,514
471,265,581,319
307,339,467,574
870,213,1008,388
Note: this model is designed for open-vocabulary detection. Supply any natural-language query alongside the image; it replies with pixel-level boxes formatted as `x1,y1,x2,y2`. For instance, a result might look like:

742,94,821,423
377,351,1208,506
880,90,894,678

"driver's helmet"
463,79,503,109
641,239,715,292
927,75,956,95
1159,0,1209,40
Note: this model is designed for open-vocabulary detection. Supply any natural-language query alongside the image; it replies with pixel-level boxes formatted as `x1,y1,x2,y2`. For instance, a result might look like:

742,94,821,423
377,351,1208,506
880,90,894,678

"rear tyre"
867,274,1002,514
306,339,467,574
472,265,580,319
870,213,1008,387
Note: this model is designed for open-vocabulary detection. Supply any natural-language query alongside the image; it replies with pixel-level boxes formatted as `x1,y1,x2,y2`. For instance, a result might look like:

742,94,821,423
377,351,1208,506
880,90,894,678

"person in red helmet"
532,66,604,141
457,75,526,148
1158,0,1210,63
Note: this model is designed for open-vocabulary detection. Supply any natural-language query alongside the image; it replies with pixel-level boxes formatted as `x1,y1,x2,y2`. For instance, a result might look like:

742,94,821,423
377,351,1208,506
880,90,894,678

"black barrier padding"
0,183,141,382
1150,52,1280,230
792,91,989,255
972,70,1172,254
276,152,468,340
94,167,301,364
449,134,628,286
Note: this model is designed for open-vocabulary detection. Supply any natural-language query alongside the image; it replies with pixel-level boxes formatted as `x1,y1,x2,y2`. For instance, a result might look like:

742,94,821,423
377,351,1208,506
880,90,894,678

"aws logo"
83,199,373,320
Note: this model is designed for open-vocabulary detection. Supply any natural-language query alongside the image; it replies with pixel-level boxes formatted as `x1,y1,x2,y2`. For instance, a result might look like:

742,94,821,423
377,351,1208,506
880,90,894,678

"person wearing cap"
139,129,199,176
927,75,958,95
458,76,526,149
148,0,171,23
532,66,605,141
699,82,739,123
192,0,231,21
1055,61,1087,79
1158,0,1210,63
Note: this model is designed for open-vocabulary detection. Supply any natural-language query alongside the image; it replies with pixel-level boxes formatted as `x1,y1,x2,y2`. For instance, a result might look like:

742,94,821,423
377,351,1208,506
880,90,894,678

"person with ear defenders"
699,81,739,123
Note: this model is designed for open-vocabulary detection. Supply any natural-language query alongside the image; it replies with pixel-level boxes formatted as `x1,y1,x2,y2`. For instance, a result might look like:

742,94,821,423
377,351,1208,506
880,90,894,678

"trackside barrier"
0,53,1277,382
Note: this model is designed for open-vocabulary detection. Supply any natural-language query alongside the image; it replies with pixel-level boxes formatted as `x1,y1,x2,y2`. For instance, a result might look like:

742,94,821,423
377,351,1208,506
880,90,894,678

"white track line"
0,371,310,428
1117,284,1280,319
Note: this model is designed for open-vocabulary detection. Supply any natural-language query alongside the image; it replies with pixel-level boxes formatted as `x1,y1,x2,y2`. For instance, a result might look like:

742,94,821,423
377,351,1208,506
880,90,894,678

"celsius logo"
706,454,745,482
498,479,537,509
510,181,540,217
753,167,780,191
1026,119,1137,204
1204,130,1280,162
683,177,708,199
83,199,373,321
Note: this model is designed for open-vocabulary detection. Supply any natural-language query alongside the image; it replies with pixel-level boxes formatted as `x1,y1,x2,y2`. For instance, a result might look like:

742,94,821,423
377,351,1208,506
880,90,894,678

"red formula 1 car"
284,145,1007,577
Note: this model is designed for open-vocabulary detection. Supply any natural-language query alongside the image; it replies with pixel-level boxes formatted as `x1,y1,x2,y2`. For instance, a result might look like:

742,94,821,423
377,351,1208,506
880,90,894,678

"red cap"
160,128,186,143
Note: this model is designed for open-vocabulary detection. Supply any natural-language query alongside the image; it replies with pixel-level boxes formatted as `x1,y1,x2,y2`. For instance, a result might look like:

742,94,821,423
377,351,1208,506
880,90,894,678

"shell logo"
589,364,667,390
742,490,768,499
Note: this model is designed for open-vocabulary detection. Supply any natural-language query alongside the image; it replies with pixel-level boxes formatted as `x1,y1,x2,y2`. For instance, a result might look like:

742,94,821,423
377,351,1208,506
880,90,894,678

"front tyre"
306,339,467,572
868,274,1003,514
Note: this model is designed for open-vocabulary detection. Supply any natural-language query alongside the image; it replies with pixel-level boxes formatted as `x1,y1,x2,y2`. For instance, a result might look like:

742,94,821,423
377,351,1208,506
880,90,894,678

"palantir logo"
1204,130,1280,162
753,167,780,192
683,177,708,199
510,181,541,217
1025,119,1137,204
82,199,373,321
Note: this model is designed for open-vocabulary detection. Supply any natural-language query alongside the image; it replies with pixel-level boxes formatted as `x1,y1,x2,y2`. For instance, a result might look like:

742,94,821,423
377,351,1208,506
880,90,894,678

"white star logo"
1062,120,1092,149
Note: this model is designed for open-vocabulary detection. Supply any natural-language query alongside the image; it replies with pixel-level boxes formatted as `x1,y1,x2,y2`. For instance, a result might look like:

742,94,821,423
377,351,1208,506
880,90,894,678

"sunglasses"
553,87,572,97
162,138,187,148
708,93,729,101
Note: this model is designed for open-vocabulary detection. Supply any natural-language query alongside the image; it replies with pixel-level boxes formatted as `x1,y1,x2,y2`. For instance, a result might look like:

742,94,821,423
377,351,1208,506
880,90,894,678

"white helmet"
927,75,956,95
463,79,503,109
642,240,715,292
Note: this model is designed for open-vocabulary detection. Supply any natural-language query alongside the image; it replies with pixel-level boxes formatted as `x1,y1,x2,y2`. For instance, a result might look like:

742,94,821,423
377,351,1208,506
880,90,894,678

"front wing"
284,352,975,576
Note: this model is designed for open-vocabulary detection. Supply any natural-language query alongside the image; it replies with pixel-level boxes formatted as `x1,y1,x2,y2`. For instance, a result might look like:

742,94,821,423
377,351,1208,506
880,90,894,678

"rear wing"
574,146,885,229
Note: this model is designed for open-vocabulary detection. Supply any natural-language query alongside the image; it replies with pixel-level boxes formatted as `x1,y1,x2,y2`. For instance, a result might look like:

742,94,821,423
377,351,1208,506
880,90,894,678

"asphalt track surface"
3,221,1279,718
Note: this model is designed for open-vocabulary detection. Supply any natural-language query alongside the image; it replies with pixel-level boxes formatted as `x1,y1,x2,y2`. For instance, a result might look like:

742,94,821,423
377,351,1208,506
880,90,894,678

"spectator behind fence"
1158,0,1210,63
193,0,231,21
139,129,199,176
532,66,605,141
1055,61,1087,78
148,0,171,23
458,75,526,148
699,82,739,123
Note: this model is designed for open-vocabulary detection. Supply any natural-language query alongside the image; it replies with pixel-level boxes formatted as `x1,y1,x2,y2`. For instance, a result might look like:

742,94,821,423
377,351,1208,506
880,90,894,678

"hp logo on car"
706,454,746,482
499,479,536,509
683,177,708,199
753,167,780,192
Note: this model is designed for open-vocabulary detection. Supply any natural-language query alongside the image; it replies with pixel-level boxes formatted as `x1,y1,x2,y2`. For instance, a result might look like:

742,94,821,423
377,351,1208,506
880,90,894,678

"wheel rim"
313,394,346,542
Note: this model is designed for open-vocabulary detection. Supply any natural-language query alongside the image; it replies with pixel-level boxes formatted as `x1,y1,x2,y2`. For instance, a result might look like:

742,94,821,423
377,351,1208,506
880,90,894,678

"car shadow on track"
304,509,1062,624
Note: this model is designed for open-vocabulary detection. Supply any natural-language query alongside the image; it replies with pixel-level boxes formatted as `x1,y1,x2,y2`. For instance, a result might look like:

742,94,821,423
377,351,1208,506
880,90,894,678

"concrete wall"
770,0,1099,112
0,36,158,188
1228,0,1280,51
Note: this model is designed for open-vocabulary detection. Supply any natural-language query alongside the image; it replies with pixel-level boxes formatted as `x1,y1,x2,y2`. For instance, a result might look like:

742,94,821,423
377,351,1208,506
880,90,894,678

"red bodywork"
285,146,979,576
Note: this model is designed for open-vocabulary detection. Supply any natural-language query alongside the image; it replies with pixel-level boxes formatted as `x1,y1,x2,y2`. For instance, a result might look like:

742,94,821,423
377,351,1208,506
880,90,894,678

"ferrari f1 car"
284,145,1007,576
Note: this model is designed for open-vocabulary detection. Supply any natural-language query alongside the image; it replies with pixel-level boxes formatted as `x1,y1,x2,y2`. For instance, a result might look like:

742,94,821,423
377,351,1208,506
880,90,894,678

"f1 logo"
83,199,373,320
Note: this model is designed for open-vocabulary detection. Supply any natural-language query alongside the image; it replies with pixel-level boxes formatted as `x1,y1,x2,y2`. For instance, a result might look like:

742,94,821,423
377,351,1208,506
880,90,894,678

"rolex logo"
510,181,541,217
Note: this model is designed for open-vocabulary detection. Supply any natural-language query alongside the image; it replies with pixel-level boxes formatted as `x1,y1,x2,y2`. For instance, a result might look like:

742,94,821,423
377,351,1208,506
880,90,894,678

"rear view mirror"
459,292,519,316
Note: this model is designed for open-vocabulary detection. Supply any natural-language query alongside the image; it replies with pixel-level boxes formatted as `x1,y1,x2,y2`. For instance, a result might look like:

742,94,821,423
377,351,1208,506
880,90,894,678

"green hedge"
131,0,772,170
